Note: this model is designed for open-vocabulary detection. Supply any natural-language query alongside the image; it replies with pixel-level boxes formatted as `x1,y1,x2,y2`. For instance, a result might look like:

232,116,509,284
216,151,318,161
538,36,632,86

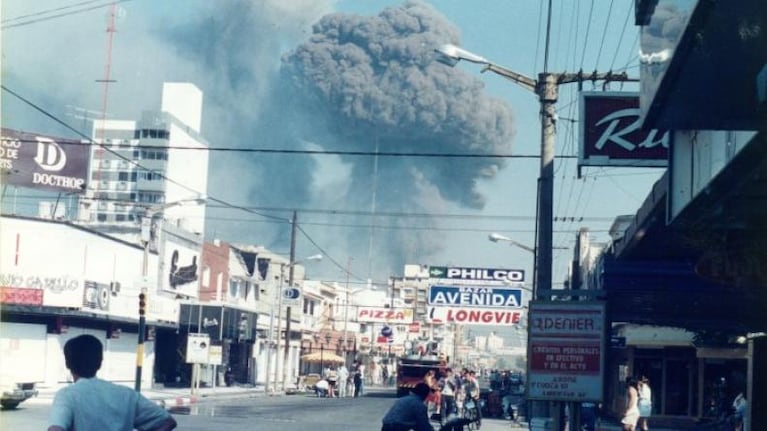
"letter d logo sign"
34,137,66,171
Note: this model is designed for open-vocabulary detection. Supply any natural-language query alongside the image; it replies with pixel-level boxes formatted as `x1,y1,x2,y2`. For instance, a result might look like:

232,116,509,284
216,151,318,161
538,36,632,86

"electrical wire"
1,0,134,30
594,0,615,67
609,4,635,70
2,138,578,160
579,0,595,70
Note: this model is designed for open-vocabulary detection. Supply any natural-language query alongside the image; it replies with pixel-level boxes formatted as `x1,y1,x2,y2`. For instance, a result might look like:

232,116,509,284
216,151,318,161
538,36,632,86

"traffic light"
138,293,147,316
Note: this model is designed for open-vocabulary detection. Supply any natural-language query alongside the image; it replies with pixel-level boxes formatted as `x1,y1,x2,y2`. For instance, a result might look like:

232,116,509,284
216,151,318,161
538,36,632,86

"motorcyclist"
381,382,434,431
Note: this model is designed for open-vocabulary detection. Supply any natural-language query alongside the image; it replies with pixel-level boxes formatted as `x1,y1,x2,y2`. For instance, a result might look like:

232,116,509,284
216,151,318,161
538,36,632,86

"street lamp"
135,196,206,392
436,43,633,428
436,44,633,301
489,233,536,254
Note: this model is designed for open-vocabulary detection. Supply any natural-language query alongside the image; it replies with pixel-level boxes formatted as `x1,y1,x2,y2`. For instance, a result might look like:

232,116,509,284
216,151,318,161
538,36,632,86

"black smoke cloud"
168,1,515,279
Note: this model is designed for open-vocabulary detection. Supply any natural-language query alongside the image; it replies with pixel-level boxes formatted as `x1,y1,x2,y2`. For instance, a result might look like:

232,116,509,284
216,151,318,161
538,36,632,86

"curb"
154,389,268,408
157,395,199,408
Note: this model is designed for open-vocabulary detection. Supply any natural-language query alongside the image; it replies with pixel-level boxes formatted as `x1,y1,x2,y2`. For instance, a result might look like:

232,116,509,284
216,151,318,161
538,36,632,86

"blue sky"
1,1,663,291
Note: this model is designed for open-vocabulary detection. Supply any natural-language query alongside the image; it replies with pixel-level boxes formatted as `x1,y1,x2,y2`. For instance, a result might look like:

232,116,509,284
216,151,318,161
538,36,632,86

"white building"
0,215,178,389
78,82,208,236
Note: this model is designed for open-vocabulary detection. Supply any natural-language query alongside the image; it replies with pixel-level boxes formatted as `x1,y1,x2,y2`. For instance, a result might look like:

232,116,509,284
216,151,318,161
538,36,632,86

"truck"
395,354,446,398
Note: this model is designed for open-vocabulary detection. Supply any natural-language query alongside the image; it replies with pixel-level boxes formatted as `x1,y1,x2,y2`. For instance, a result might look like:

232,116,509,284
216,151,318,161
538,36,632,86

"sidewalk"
27,383,269,408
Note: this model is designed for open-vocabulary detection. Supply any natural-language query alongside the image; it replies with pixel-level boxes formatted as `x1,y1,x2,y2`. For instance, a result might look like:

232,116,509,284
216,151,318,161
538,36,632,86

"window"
118,172,129,181
229,279,240,299
202,266,210,289
115,214,126,222
96,213,107,222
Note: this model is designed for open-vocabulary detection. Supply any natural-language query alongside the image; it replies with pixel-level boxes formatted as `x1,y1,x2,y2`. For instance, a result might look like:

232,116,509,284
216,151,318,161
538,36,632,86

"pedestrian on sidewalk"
621,376,640,431
47,334,177,431
326,366,338,398
338,364,349,397
353,361,363,398
637,376,652,431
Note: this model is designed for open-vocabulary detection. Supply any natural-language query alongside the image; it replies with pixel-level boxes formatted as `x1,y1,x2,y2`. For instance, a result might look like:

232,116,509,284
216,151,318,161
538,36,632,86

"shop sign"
186,333,210,364
356,306,413,324
428,285,522,308
427,306,523,326
0,272,82,308
428,266,525,284
1,128,90,193
579,92,670,168
527,302,605,402
0,287,43,305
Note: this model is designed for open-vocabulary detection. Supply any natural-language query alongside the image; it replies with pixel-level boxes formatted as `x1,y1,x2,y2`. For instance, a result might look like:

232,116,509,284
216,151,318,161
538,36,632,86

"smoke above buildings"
3,0,515,281
169,1,515,278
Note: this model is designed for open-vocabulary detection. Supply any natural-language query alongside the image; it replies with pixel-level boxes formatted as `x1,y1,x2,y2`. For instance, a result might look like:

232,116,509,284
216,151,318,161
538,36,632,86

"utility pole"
342,256,352,365
281,211,297,391
435,42,637,431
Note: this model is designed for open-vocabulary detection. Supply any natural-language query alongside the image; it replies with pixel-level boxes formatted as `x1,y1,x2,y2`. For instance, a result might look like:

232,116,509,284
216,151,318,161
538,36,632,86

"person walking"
380,382,434,431
637,376,652,431
326,365,338,398
47,334,177,431
353,362,363,398
621,376,640,431
439,368,458,419
338,364,349,397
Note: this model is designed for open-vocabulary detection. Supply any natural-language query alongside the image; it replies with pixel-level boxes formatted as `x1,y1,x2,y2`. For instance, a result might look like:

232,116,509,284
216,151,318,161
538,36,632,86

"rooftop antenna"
95,2,121,141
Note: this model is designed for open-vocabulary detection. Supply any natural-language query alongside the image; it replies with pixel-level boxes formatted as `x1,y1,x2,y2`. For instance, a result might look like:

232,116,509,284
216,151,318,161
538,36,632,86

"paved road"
0,388,519,431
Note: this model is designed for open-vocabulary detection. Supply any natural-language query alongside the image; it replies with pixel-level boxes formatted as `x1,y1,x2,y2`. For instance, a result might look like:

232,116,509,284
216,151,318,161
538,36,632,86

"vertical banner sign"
527,302,605,402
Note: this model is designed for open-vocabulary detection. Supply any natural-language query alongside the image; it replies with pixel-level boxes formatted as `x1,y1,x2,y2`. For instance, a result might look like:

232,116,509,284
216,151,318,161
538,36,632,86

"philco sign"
1,128,89,193
428,266,525,284
579,92,670,168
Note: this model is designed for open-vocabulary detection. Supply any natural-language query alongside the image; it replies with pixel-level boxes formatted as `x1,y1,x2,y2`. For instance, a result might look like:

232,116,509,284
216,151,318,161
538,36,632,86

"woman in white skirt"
621,376,640,431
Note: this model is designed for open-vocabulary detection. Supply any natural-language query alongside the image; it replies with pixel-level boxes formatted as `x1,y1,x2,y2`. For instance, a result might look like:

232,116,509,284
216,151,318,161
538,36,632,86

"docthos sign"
1,128,89,193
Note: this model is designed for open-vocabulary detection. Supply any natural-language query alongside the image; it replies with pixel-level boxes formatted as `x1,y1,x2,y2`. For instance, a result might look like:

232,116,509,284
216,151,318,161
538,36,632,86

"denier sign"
579,92,670,169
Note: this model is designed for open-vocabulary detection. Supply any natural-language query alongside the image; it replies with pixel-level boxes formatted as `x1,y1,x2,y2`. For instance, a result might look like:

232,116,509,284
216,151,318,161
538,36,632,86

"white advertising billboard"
527,302,606,402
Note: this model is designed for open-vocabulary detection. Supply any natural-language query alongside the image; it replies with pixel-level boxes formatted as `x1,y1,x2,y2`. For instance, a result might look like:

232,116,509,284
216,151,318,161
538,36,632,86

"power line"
1,84,290,224
4,138,577,159
579,0,596,70
610,5,634,70
1,0,134,30
594,0,615,67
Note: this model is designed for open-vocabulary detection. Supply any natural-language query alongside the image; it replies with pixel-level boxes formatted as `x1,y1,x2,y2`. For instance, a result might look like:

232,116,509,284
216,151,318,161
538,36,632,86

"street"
1,389,516,431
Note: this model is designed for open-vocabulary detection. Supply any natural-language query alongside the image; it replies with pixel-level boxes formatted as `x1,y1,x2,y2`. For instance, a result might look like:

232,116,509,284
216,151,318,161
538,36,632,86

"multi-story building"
78,82,208,235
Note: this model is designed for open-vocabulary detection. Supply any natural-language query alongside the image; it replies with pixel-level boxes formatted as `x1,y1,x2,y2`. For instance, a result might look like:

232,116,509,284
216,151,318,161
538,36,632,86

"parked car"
1,382,38,409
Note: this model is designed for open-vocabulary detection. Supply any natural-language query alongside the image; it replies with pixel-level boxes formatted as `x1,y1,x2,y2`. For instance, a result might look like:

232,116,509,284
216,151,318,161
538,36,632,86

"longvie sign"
428,306,523,326
527,302,605,402
579,92,670,167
